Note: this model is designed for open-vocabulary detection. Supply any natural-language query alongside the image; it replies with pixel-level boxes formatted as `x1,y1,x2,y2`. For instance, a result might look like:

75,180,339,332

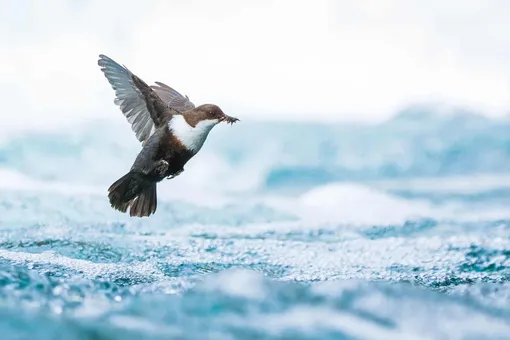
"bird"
97,54,239,217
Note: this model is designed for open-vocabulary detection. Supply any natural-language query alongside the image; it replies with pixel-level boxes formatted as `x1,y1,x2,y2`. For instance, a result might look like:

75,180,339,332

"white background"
1,0,510,130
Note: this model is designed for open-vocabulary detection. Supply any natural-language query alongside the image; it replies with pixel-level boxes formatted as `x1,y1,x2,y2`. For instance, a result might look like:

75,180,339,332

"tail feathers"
108,172,158,217
129,184,157,217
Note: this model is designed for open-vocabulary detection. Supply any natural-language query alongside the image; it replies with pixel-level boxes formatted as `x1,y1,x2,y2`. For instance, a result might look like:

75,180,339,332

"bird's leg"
167,168,184,180
142,159,169,177
153,160,169,177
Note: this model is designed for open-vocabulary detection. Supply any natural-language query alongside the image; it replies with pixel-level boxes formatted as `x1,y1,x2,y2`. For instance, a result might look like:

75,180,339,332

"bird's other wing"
98,54,177,144
151,81,196,112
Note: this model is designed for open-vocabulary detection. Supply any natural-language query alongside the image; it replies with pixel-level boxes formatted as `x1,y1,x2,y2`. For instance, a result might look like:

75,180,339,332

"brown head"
183,104,239,127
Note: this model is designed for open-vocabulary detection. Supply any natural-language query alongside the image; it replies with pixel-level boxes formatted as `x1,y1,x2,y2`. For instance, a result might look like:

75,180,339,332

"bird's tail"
107,171,158,217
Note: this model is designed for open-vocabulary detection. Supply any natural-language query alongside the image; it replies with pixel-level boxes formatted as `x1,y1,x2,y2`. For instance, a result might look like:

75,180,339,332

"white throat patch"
168,115,218,153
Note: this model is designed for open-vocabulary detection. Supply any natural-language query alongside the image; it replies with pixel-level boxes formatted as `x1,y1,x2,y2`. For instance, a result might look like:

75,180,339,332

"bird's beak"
220,114,240,125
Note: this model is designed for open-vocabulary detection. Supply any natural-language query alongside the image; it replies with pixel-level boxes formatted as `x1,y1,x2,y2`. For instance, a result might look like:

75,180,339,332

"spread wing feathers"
151,81,196,112
98,54,173,144
130,75,169,128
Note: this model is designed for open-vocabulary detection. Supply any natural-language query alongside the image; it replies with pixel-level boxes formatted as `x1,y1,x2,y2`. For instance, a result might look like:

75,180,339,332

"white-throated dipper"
98,54,239,217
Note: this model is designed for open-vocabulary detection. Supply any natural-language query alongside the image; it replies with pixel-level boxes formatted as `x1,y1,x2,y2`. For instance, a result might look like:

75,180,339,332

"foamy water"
1,108,510,339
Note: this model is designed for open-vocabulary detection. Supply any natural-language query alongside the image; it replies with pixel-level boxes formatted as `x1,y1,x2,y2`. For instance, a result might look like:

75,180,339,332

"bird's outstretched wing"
98,54,186,144
151,81,195,112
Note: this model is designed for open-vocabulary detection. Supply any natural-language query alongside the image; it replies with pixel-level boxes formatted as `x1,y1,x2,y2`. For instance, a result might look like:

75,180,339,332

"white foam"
290,182,510,226
253,306,419,340
0,249,165,282
296,183,433,225
202,269,266,299
155,153,265,207
371,174,510,194
109,315,179,336
0,167,236,208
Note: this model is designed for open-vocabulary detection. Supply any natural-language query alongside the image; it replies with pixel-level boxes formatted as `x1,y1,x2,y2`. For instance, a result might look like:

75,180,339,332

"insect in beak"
221,115,240,125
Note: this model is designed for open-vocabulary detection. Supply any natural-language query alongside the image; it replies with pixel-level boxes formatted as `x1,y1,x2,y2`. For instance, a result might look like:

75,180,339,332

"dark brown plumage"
98,54,239,217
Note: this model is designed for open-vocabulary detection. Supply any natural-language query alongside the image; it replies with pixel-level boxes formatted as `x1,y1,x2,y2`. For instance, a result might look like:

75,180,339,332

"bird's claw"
153,160,169,177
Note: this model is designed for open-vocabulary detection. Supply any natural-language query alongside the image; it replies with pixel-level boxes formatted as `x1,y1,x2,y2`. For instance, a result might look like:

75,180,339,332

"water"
0,107,510,339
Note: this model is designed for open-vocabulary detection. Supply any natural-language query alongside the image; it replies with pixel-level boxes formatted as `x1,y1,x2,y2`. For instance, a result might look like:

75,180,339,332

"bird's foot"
153,160,169,177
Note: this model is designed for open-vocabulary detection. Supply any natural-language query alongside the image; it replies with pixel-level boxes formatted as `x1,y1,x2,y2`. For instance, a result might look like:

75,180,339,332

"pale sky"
1,0,510,130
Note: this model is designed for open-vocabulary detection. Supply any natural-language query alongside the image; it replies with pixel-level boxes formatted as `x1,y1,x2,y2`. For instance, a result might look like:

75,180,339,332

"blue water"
1,107,510,339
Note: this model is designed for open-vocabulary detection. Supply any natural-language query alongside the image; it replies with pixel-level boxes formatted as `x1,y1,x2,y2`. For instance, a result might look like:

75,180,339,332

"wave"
0,266,509,339
2,105,510,339
1,106,510,193
297,183,433,225
5,168,510,228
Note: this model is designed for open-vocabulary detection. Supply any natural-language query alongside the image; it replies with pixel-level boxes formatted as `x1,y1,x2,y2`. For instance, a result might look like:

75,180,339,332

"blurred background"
3,0,510,128
1,1,510,339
